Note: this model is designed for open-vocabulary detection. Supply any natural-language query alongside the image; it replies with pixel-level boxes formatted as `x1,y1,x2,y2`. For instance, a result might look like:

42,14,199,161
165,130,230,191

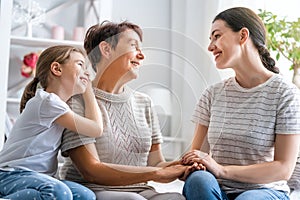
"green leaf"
258,9,300,72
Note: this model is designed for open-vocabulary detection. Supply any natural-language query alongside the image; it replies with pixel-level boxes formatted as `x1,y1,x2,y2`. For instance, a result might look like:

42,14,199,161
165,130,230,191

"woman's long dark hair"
214,7,279,74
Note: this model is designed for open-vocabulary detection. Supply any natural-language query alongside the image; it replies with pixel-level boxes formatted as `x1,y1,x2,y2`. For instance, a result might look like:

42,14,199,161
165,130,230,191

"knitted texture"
60,86,162,192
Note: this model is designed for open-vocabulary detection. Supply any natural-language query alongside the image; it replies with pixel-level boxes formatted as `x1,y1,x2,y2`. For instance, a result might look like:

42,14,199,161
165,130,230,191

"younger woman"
0,45,103,200
182,7,300,200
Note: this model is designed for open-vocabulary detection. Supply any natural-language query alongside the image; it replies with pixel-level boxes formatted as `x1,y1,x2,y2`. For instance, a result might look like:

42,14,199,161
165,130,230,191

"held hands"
181,150,224,179
181,150,209,165
153,164,199,183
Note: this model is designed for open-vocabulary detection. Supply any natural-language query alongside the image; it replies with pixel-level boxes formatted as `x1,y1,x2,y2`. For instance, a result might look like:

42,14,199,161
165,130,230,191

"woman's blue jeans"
183,170,289,200
0,169,96,200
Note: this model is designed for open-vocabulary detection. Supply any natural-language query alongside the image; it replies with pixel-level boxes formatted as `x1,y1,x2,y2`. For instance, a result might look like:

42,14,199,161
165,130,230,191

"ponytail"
19,45,84,113
258,46,279,74
20,77,39,113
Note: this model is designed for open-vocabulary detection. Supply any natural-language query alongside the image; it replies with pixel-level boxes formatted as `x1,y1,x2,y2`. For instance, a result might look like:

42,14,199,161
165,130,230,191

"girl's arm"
55,83,103,138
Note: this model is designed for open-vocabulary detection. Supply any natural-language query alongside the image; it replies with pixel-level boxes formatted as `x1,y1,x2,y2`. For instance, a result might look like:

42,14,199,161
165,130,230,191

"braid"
258,46,279,74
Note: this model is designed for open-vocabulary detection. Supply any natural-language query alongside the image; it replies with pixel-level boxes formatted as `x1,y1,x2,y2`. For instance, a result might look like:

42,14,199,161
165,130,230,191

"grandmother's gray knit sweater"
60,86,163,192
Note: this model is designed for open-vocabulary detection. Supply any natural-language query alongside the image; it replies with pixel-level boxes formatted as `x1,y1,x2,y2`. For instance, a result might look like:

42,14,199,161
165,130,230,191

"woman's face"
106,29,145,81
208,19,241,70
61,51,89,95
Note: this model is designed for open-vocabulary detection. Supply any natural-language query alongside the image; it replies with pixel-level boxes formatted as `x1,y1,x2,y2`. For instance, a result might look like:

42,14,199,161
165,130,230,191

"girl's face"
106,29,145,81
208,19,241,70
61,51,89,95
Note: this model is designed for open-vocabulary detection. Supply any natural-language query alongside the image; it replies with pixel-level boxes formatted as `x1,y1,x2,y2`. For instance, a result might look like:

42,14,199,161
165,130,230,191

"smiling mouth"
80,77,88,84
214,53,221,60
131,61,140,66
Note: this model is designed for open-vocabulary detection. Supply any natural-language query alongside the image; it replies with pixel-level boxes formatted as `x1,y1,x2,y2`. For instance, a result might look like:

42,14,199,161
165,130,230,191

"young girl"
0,45,103,200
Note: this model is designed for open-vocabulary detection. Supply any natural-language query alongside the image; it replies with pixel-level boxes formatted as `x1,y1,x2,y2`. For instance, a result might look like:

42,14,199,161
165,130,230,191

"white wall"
0,0,13,150
5,0,298,154
107,1,221,151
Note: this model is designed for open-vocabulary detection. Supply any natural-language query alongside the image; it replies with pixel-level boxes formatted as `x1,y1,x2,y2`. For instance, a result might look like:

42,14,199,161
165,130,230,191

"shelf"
163,136,185,143
10,36,83,48
7,98,20,104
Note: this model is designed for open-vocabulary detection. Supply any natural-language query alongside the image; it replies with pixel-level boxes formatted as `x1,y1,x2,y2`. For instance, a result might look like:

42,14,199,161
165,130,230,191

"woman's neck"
234,67,274,88
93,75,125,94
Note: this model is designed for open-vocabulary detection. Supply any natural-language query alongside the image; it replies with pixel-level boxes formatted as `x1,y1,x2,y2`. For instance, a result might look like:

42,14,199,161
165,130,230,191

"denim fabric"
0,169,95,200
183,171,289,200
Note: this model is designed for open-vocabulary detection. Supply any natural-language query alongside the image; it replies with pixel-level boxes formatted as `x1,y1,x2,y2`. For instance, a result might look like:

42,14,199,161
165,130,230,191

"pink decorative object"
21,52,39,78
51,25,64,40
73,26,85,41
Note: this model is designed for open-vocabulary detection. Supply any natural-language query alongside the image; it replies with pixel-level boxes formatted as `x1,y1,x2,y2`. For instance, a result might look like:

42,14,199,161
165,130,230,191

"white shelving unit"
6,37,83,117
2,1,86,150
7,97,21,104
3,0,185,160
11,36,83,48
0,1,13,150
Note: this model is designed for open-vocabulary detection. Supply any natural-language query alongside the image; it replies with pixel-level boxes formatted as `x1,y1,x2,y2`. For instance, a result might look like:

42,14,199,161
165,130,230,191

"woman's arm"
68,143,188,186
185,133,300,184
181,124,209,163
55,83,103,138
147,143,170,167
190,124,209,152
216,134,300,183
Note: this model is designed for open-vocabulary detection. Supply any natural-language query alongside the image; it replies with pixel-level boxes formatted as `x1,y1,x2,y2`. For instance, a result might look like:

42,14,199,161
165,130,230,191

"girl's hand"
82,81,93,99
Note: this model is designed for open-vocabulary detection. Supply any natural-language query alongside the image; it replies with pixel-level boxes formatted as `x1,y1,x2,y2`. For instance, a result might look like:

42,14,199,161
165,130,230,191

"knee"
72,188,96,200
185,170,215,186
183,171,223,200
44,182,72,200
183,171,217,194
167,193,186,200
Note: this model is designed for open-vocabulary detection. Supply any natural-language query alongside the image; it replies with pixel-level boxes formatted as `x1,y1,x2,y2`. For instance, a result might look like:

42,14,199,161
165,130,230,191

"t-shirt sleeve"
39,93,70,128
275,85,300,134
60,94,96,157
191,86,212,127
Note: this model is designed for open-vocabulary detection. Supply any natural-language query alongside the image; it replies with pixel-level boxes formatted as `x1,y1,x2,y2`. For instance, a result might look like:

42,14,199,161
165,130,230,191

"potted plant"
258,9,300,89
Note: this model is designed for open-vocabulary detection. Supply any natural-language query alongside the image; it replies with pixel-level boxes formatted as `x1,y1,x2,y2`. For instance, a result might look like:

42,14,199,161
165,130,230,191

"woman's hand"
181,150,208,165
153,164,191,183
181,150,224,179
179,162,206,181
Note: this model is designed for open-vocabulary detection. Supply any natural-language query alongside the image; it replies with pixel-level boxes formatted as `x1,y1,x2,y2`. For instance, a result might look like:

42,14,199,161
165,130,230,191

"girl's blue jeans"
183,170,289,200
0,168,96,200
